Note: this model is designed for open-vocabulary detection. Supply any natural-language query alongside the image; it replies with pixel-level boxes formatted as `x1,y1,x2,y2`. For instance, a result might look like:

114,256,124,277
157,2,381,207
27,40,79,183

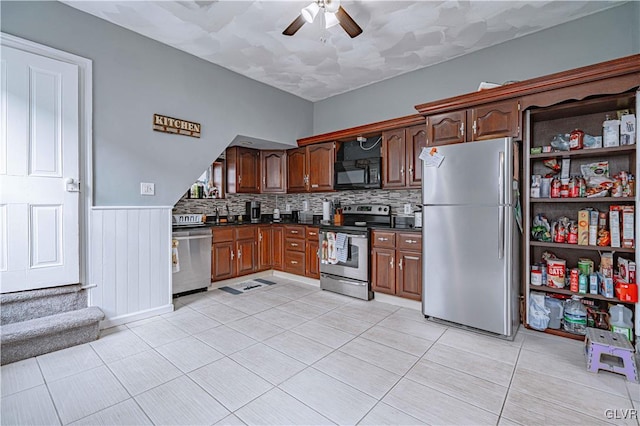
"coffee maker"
246,201,261,223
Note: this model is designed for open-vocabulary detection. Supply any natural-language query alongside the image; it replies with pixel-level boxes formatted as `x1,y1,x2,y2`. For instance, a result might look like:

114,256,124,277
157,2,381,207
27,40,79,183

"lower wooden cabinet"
211,224,322,281
305,227,320,279
371,229,422,301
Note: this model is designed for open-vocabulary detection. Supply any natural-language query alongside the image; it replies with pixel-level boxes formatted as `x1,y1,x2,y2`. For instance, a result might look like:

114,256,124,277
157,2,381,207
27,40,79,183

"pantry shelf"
529,241,635,253
529,284,633,304
530,145,636,160
530,197,635,203
524,324,585,341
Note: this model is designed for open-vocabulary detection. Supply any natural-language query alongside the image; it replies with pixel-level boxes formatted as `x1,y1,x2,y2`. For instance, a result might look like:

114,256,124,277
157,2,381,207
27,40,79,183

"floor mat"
218,280,274,294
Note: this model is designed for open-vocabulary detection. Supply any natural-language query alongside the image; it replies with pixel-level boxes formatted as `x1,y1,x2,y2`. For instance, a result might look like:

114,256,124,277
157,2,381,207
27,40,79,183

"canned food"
531,270,543,286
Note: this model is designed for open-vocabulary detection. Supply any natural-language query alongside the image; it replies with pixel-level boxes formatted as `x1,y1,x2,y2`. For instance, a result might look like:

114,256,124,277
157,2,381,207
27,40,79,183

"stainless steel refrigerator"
422,137,520,338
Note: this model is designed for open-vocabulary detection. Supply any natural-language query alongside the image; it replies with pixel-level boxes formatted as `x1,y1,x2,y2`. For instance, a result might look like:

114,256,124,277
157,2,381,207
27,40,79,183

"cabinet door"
406,124,427,188
396,250,422,301
426,111,466,146
307,142,335,192
236,238,256,276
212,241,235,281
257,226,272,271
272,226,284,271
371,248,396,295
469,100,520,141
237,147,260,192
381,128,406,188
261,150,287,193
305,240,320,279
287,147,307,193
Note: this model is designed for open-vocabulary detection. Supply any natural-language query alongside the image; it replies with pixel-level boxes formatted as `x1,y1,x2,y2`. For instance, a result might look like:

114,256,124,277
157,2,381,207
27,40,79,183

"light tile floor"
2,277,639,425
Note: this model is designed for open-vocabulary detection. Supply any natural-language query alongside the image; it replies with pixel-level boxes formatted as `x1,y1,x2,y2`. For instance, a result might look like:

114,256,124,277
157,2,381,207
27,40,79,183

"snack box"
597,272,614,298
620,114,636,145
617,257,636,283
589,273,599,294
577,210,590,246
609,209,621,248
615,282,638,303
589,210,599,246
611,205,635,248
600,252,613,278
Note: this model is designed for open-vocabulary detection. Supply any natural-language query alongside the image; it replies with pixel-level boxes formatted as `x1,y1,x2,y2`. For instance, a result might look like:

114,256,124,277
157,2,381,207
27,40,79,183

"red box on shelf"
615,282,638,303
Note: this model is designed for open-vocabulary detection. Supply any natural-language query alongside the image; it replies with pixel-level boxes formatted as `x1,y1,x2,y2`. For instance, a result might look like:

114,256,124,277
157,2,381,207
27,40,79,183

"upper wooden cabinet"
426,100,520,146
381,124,427,189
226,146,260,193
287,142,335,193
260,150,287,194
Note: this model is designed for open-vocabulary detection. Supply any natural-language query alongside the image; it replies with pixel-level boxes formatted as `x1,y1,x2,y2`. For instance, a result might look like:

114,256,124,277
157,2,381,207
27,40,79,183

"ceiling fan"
283,0,363,38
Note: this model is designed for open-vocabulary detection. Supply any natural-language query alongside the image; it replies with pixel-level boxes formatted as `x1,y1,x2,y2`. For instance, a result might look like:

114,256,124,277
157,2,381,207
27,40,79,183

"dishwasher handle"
173,235,212,241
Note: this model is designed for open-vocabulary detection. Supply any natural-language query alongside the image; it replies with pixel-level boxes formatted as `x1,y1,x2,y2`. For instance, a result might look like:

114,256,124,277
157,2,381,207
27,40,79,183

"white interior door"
0,45,80,292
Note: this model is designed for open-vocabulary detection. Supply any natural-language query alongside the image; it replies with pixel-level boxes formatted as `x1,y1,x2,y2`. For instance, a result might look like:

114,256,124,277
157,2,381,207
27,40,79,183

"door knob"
65,178,80,192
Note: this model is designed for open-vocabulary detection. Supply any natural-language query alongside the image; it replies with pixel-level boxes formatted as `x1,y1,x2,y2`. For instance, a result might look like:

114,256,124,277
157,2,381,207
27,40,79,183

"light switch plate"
140,182,155,195
404,203,412,214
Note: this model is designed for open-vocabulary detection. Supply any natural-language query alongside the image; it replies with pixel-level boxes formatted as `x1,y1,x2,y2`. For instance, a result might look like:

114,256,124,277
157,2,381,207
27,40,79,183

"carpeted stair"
1,284,104,365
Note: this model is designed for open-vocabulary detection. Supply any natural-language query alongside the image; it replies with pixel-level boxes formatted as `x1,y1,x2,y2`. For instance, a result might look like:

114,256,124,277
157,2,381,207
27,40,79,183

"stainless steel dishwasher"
171,226,212,295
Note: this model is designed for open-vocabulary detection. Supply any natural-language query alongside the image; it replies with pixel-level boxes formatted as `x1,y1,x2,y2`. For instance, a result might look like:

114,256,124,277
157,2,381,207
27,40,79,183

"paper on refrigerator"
419,147,444,167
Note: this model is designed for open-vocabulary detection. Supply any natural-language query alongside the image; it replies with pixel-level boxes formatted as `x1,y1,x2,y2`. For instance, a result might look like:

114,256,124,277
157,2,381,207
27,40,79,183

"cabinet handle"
316,249,320,258
291,230,299,234
231,251,235,260
309,232,317,236
390,257,394,268
259,232,262,242
400,166,404,176
378,237,389,242
399,259,403,270
291,260,298,265
459,122,464,137
405,239,417,244
239,175,242,183
291,243,298,247
409,166,413,176
237,249,242,258
472,120,477,135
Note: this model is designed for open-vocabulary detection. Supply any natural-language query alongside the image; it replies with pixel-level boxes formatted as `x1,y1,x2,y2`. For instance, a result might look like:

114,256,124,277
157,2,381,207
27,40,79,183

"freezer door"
422,205,513,336
422,137,512,206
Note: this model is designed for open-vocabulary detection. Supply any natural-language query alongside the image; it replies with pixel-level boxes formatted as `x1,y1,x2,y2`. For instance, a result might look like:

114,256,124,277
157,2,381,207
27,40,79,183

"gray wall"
1,1,313,206
313,2,640,134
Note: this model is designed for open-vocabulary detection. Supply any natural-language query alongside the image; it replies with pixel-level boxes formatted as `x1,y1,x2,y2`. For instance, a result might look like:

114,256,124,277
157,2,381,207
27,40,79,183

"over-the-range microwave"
334,157,381,190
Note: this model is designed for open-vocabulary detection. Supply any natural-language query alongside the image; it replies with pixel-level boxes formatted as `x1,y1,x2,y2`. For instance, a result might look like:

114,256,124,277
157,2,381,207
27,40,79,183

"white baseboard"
99,304,174,329
373,293,422,311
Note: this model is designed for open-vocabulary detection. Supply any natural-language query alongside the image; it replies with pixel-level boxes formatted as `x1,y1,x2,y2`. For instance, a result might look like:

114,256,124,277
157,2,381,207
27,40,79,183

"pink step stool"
585,327,638,383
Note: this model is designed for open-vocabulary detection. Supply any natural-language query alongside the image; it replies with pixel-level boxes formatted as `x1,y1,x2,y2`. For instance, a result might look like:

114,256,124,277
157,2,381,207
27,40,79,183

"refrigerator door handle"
498,206,505,260
498,151,505,205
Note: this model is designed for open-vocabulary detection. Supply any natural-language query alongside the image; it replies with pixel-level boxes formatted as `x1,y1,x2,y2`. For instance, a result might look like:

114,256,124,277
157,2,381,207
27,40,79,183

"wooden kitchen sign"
153,114,201,138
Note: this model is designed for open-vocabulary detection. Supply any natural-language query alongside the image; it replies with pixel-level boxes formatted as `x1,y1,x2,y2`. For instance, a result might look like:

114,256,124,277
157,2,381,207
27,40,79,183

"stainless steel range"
319,204,391,300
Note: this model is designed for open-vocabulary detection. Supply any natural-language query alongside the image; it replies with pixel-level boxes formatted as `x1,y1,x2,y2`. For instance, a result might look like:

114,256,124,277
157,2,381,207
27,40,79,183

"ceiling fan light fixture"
324,0,341,13
324,11,339,29
301,2,320,23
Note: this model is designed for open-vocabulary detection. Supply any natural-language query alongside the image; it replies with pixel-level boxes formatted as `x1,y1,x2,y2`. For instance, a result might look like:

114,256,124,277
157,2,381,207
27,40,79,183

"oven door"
319,229,369,282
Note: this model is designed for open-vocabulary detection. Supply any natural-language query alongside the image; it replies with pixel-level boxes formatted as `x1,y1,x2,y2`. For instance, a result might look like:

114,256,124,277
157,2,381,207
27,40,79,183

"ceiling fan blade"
283,14,306,36
335,6,362,38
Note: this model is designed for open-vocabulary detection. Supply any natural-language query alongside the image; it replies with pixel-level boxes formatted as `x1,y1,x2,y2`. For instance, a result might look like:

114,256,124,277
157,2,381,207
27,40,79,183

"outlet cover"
140,182,155,195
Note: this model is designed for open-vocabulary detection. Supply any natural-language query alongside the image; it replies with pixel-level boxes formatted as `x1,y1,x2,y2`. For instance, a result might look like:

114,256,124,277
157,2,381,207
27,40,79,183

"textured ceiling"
62,0,622,101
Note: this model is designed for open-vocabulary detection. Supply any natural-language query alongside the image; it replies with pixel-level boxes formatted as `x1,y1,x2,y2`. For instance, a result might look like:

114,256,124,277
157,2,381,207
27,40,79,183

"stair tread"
1,307,104,342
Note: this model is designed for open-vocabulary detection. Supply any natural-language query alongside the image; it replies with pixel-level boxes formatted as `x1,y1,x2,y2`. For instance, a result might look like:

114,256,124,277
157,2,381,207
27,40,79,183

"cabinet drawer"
285,237,305,252
284,250,305,275
306,227,320,241
235,226,257,240
285,225,305,237
212,227,234,243
372,230,395,248
396,233,422,251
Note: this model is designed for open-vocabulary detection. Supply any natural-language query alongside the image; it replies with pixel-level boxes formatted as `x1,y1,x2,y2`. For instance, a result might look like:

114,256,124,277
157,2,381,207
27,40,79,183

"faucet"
215,207,220,224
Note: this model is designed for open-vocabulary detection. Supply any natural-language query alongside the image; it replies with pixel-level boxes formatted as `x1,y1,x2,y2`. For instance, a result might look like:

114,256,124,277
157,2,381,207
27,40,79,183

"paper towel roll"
322,201,331,221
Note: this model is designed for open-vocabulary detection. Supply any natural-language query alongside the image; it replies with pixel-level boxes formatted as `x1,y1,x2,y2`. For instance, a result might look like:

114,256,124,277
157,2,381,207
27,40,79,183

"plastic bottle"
562,296,587,335
609,304,633,341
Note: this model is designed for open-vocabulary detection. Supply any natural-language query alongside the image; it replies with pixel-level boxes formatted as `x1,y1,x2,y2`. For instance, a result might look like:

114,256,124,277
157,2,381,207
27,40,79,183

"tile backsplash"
173,189,422,217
